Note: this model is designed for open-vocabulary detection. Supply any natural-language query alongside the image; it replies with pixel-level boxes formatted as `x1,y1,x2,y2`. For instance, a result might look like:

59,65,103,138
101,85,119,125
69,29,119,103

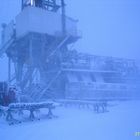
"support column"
61,0,66,36
8,58,11,84
16,62,23,88
29,34,33,85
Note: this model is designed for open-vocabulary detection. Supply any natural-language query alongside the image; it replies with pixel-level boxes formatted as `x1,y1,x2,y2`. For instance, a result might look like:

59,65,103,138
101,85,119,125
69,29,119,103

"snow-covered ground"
0,100,140,140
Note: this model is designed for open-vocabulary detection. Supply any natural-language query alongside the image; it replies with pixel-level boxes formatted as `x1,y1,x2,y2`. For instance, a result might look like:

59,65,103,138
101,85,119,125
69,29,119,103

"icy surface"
0,101,140,140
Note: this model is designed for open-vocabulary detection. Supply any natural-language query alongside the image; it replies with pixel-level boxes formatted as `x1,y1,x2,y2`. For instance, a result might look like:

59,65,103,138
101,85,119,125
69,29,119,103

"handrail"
37,70,61,101
0,38,15,57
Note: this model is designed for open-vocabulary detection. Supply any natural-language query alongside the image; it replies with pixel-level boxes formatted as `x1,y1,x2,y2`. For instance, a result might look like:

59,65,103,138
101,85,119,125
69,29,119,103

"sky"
66,0,140,59
0,0,140,80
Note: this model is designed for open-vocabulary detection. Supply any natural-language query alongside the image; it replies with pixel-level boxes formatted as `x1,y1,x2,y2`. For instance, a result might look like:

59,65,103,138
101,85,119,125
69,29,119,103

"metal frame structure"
22,0,61,11
0,0,80,101
0,0,139,102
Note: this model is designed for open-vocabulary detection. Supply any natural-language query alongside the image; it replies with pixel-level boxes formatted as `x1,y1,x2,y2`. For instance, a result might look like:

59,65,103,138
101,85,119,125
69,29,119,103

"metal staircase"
25,70,61,101
0,38,15,57
23,35,70,101
37,70,61,101
47,35,70,59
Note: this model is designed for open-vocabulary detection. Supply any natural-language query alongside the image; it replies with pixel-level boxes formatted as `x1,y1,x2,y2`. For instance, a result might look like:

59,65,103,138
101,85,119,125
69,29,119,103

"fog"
0,0,140,80
0,2,140,139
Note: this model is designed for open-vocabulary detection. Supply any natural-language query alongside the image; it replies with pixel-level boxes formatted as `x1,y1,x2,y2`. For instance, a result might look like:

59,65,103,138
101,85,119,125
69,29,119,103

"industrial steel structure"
0,0,140,102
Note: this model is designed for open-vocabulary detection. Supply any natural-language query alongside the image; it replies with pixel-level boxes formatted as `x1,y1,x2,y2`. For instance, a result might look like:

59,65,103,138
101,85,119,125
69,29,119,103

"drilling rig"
0,0,80,101
0,0,140,102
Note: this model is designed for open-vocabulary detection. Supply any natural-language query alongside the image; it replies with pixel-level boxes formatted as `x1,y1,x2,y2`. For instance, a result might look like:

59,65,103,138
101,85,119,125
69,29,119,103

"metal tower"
0,0,80,101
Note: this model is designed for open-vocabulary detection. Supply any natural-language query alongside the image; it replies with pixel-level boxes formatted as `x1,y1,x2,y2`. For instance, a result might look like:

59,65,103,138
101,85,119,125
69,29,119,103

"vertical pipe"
29,35,33,85
21,0,24,10
8,58,11,84
29,35,33,66
61,0,66,36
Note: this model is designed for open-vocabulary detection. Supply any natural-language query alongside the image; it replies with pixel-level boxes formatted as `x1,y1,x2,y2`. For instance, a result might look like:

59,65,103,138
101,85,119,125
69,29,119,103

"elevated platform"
16,7,79,37
1,6,80,46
